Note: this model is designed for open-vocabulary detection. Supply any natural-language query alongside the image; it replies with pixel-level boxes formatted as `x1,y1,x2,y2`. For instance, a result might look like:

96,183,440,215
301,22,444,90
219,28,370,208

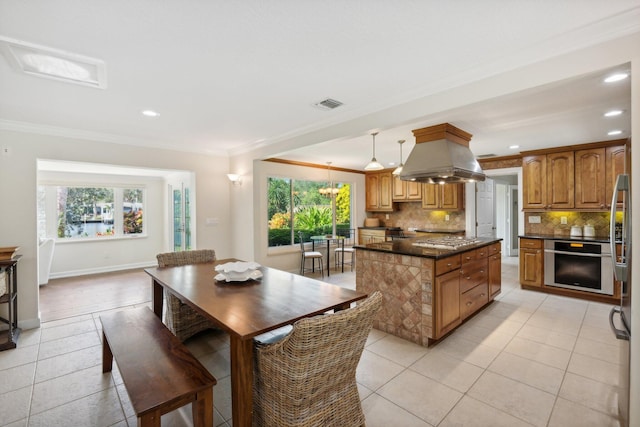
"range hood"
399,123,486,183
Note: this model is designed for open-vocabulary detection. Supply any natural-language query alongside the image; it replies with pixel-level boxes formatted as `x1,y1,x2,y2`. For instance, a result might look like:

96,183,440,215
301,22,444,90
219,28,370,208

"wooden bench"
100,307,217,427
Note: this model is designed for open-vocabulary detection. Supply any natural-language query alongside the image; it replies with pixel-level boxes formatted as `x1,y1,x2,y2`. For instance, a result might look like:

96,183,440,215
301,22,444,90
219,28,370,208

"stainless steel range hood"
399,123,486,183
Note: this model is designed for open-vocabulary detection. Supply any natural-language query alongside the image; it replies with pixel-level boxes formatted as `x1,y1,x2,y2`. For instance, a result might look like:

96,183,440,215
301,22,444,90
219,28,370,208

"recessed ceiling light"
509,145,520,149
604,110,623,117
0,36,107,89
604,73,629,83
608,130,623,136
141,110,160,117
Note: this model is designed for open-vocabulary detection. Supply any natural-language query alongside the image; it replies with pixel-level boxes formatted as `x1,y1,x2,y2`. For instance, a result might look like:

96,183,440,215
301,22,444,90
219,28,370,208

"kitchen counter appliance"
608,174,631,427
544,240,612,295
412,236,480,250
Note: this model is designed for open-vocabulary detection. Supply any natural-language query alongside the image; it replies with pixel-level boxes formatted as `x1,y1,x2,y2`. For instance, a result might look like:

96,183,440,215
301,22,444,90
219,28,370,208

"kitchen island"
355,237,502,346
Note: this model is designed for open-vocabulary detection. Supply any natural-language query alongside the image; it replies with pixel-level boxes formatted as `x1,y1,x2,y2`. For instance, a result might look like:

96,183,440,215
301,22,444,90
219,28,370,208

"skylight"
0,36,107,89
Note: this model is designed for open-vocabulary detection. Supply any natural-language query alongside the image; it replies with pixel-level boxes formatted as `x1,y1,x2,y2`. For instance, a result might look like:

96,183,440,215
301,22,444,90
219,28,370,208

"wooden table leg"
192,387,214,427
229,336,254,427
102,331,113,373
152,279,163,319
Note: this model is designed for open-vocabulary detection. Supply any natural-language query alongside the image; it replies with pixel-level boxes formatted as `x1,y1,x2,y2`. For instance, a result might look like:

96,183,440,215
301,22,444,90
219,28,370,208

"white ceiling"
0,1,638,171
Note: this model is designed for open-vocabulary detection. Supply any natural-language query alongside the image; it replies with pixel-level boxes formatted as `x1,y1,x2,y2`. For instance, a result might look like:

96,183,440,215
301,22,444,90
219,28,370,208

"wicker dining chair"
253,291,382,427
156,249,219,342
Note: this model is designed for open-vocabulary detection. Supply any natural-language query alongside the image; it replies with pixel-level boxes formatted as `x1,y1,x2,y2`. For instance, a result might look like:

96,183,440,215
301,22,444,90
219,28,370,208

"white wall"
0,131,232,329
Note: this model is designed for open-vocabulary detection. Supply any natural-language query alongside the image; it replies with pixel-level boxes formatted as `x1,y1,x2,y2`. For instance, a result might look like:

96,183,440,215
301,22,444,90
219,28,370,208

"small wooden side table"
0,256,21,351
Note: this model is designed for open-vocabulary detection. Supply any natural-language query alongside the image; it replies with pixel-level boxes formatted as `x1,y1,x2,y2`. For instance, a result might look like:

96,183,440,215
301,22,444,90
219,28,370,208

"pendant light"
364,132,384,171
392,139,405,175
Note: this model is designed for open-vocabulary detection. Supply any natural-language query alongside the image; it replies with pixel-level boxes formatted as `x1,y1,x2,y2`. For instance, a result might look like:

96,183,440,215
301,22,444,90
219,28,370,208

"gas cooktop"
411,237,481,250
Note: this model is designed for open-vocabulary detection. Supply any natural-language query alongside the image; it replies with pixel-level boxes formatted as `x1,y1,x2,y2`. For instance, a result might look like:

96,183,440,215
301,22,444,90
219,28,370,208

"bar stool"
334,228,355,272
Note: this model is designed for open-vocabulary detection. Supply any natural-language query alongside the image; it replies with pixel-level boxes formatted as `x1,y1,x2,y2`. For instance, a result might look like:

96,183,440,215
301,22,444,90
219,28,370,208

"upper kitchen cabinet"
575,147,605,209
421,183,462,210
605,144,627,209
523,141,627,211
365,170,394,212
523,151,575,210
392,176,422,201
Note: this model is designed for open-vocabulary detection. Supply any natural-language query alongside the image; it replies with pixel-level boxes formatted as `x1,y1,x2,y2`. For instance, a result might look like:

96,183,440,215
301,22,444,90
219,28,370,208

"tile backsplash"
367,202,465,230
524,211,611,237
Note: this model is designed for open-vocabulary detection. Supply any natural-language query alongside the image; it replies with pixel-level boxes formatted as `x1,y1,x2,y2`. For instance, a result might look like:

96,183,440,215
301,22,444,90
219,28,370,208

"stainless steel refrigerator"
609,174,631,427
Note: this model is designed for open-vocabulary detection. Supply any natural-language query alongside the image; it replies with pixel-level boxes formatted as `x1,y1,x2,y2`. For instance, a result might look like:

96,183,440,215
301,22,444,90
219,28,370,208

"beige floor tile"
378,370,462,426
209,375,232,423
439,395,533,427
365,328,388,346
409,351,484,393
526,312,582,336
0,386,31,426
567,352,620,386
504,336,572,369
40,314,94,329
0,344,39,371
34,344,102,383
0,363,35,395
39,318,97,343
488,351,564,394
468,371,555,426
516,323,577,351
37,330,101,360
115,383,134,420
573,336,621,364
548,397,621,427
455,322,514,350
362,393,433,427
366,334,429,367
579,323,620,346
481,301,535,322
559,372,619,417
16,328,41,348
2,419,27,427
198,347,232,380
27,387,125,427
356,349,405,391
430,334,501,368
30,365,113,415
357,382,374,401
465,313,524,336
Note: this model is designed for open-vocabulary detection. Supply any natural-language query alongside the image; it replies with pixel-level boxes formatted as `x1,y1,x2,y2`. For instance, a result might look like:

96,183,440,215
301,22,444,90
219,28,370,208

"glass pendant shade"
364,132,384,171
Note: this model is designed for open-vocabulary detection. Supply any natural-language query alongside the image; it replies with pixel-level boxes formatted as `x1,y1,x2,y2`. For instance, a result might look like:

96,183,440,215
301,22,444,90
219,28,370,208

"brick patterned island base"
355,238,502,346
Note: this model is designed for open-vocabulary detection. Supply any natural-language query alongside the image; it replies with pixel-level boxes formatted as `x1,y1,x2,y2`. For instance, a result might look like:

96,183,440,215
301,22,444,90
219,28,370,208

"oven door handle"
544,249,611,258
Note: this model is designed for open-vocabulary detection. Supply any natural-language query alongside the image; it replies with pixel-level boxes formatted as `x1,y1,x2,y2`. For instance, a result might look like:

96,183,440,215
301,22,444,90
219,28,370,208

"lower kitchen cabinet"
435,267,461,338
488,242,501,299
358,228,386,244
519,238,543,287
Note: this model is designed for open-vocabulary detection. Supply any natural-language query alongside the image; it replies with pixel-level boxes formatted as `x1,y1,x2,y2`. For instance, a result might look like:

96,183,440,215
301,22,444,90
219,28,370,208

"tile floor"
0,257,623,426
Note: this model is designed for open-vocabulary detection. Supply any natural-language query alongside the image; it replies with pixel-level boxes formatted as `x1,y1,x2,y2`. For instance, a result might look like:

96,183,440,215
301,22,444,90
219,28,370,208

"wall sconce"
227,174,242,185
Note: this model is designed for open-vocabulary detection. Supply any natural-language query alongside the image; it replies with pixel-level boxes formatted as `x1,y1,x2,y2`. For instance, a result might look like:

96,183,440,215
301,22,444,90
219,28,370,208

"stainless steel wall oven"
544,240,613,295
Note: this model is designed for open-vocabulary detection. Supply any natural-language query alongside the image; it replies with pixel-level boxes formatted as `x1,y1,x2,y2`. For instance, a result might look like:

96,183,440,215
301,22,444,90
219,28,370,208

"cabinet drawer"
474,246,491,259
460,250,477,263
520,238,542,249
436,254,461,275
460,283,489,320
460,259,488,293
487,242,501,255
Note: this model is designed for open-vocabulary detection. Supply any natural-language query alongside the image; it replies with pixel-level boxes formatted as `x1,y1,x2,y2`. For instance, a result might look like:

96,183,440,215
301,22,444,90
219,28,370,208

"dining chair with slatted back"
334,228,356,271
253,291,382,427
156,249,220,341
298,231,324,277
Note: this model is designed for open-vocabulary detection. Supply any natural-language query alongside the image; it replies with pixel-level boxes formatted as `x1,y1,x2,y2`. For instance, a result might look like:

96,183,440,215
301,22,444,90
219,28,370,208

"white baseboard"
48,261,157,280
18,317,41,330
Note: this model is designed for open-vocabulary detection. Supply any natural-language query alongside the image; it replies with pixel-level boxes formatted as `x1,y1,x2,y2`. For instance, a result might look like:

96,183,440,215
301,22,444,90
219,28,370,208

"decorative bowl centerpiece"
0,246,19,261
214,261,262,282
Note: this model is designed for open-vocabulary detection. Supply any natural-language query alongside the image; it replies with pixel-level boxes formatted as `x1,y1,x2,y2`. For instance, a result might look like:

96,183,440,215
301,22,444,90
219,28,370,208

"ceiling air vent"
313,98,344,110
476,154,497,159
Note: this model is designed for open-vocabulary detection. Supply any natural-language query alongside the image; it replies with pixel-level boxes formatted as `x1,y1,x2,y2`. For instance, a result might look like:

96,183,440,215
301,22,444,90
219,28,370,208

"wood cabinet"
0,257,21,351
422,183,462,210
605,145,627,209
392,176,422,201
575,148,605,209
365,171,394,212
523,142,627,211
358,228,386,245
488,242,501,299
519,238,543,287
435,265,461,338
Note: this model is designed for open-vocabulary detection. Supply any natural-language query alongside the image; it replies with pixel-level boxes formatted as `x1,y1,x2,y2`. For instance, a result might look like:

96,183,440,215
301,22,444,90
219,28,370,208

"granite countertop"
520,234,610,244
358,226,402,230
414,228,465,234
354,236,502,259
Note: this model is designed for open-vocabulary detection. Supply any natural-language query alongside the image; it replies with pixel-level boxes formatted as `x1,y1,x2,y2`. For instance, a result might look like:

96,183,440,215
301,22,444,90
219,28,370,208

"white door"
476,178,495,238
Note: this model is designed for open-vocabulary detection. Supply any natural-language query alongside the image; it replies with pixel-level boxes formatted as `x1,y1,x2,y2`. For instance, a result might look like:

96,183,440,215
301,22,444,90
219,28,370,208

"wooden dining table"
144,258,367,427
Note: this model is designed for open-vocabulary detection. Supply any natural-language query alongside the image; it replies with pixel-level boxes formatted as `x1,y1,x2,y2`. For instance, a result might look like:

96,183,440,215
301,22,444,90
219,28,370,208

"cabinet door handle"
480,293,486,297
466,301,473,306
447,263,452,267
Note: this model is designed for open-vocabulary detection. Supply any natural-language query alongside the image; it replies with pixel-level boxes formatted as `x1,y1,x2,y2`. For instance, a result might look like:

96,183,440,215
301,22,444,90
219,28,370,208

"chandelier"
319,162,340,197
